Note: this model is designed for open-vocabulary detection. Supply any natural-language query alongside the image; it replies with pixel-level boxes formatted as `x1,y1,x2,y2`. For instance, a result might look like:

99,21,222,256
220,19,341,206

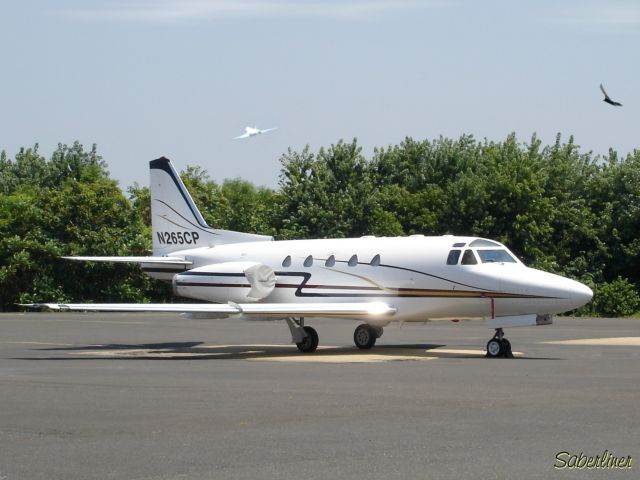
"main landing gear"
353,324,384,350
297,326,318,353
286,317,319,353
486,328,513,358
286,319,385,353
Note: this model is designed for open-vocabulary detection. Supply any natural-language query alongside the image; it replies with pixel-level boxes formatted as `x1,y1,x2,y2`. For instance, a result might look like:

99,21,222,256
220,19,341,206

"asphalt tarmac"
0,313,638,480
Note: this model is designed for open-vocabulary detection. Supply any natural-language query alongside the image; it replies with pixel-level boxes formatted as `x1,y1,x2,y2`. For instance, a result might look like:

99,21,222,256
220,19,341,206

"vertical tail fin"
150,157,272,256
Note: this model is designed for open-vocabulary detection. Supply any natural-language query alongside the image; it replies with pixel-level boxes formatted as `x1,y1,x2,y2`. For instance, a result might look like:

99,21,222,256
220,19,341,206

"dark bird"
600,83,622,106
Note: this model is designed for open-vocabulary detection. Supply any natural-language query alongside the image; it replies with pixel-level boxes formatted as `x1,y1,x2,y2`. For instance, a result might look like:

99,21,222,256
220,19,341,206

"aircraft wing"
233,132,251,140
23,302,396,318
62,256,192,266
260,127,278,133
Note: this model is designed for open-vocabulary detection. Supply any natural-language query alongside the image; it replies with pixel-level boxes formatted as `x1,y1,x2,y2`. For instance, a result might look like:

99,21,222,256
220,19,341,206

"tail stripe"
150,158,208,228
154,199,219,235
150,156,272,255
157,212,200,231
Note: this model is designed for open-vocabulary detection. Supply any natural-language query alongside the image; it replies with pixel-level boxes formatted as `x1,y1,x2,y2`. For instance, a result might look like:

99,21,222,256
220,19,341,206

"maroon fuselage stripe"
174,281,554,299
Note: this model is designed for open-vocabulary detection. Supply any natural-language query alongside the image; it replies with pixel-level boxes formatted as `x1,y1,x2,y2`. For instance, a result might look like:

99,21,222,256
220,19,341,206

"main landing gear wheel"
485,328,513,358
486,338,502,357
501,339,512,357
354,324,378,350
296,326,319,353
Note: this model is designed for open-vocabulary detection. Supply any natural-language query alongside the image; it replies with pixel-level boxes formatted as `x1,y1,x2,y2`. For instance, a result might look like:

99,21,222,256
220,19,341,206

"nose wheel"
486,328,513,358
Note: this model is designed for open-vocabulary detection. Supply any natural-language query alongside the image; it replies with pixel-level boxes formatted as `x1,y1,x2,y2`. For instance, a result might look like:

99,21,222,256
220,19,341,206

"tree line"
1,134,639,316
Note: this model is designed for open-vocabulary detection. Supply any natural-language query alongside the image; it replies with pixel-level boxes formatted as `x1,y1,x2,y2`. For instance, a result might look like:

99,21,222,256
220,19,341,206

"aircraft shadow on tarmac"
15,342,564,362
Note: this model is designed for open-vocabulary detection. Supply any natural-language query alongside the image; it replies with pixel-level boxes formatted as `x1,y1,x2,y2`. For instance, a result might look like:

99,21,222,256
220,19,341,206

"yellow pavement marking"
250,354,435,363
70,349,227,357
428,348,522,356
62,344,520,362
430,348,486,356
544,337,640,346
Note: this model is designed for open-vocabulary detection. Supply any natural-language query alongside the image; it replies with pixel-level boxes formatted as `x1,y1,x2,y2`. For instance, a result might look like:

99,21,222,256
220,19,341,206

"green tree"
220,179,277,236
2,136,639,314
590,277,640,317
276,139,395,239
0,143,169,310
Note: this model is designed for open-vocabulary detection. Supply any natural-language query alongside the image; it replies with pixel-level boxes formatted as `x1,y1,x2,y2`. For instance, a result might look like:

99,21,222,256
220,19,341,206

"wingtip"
18,303,60,310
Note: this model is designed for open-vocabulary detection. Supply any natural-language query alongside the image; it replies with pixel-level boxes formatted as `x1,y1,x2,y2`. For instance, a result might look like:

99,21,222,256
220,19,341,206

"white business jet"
28,157,593,357
233,126,278,140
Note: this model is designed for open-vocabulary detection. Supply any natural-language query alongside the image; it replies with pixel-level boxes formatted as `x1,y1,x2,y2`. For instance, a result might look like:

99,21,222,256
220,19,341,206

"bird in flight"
233,126,278,140
600,84,622,107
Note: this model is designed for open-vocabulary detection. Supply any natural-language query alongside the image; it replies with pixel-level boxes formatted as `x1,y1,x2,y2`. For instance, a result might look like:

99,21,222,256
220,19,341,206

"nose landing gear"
486,328,513,358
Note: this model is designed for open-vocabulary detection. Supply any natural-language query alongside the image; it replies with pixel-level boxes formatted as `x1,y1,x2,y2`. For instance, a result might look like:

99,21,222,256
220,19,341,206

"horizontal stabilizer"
22,302,396,318
62,256,192,266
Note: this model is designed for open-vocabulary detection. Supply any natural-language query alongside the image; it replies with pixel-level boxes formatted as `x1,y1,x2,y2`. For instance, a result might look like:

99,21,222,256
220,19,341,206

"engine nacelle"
173,262,276,303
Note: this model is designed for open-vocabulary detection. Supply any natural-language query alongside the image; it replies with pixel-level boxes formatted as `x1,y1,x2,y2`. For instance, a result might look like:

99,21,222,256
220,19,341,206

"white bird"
233,126,278,140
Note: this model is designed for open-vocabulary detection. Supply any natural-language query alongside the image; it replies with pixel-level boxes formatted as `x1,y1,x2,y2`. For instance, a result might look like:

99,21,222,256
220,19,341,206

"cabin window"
282,255,291,267
461,249,478,265
370,254,381,266
469,239,500,247
477,249,517,263
453,242,466,248
348,254,358,267
304,255,313,267
325,255,336,267
446,250,461,265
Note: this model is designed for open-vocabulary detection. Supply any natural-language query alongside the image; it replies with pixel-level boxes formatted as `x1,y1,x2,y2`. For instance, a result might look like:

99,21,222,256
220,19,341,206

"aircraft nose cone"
521,269,594,313
575,281,593,304
562,278,593,310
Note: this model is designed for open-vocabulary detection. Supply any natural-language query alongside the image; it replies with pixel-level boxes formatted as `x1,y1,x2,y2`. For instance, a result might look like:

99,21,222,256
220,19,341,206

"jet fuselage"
145,235,592,323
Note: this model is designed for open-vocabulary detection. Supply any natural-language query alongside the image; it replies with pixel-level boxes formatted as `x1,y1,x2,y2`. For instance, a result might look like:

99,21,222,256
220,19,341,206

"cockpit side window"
461,249,478,265
446,250,462,265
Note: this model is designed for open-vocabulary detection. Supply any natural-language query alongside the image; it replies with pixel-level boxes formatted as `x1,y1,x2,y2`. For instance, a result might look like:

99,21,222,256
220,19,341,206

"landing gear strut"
286,317,319,353
486,328,513,358
353,324,382,350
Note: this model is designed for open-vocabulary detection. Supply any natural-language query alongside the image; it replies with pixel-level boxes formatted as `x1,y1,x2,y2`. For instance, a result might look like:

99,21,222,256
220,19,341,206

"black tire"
501,339,513,358
296,326,319,353
354,324,377,349
486,338,503,358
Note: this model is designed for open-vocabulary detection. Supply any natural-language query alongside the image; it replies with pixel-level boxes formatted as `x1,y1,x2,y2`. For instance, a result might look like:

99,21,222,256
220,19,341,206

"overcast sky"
1,0,638,189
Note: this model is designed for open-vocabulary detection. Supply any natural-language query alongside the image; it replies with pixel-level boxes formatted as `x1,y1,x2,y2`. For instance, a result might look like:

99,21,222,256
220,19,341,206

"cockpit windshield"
476,249,516,263
446,240,519,265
